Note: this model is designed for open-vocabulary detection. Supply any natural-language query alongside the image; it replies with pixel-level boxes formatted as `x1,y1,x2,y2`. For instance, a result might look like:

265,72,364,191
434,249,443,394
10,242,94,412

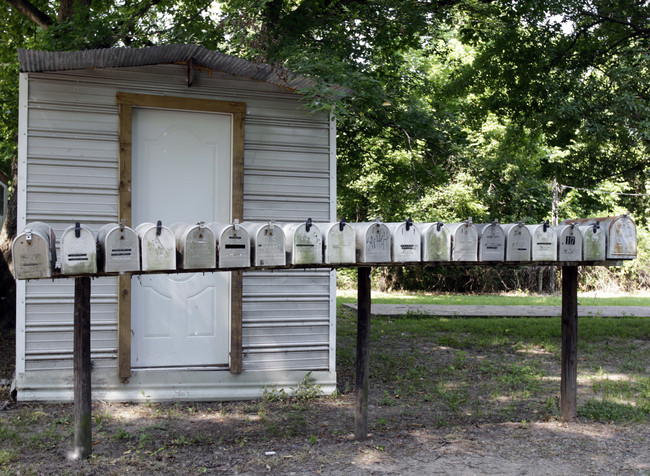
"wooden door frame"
116,92,245,378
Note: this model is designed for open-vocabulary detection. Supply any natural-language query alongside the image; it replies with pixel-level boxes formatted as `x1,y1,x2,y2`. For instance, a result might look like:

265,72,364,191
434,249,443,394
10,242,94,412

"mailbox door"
324,224,355,264
61,226,97,275
451,225,478,261
581,226,606,261
12,229,53,279
505,225,531,261
290,223,323,265
391,224,420,263
422,224,451,262
218,226,251,268
253,224,286,266
355,223,391,263
179,225,216,270
530,226,557,261
607,216,637,259
478,224,505,261
101,225,140,273
558,225,582,261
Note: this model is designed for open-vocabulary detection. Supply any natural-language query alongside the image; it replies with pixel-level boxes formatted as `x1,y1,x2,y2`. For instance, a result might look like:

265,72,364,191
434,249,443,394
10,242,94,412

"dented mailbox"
96,222,140,273
503,222,532,261
320,220,356,264
527,222,558,261
351,220,392,263
60,222,97,275
242,221,286,267
387,219,421,263
12,222,57,279
448,219,478,262
476,221,505,262
136,221,176,271
557,224,583,262
208,220,251,268
283,219,323,265
420,222,452,262
171,222,216,270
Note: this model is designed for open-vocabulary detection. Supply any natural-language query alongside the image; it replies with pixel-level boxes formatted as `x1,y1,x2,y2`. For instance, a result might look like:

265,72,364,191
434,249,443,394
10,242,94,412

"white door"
131,107,232,368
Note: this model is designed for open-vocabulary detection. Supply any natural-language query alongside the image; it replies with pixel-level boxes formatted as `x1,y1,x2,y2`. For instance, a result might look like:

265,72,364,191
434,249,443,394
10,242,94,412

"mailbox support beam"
73,277,92,459
355,266,371,440
561,266,579,422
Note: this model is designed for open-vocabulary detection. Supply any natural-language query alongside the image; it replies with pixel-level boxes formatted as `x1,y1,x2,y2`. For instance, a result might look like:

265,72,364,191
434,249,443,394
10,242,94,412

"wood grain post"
561,265,579,423
355,266,371,440
73,276,92,459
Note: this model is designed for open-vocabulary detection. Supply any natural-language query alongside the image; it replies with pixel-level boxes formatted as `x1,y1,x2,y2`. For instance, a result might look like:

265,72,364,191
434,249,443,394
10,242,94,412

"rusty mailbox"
476,220,505,262
420,222,452,262
283,218,323,265
448,219,478,262
320,220,356,265
171,222,216,270
351,219,392,263
208,220,251,268
12,222,57,279
96,222,140,273
387,219,421,263
60,222,97,275
136,221,176,271
242,221,286,267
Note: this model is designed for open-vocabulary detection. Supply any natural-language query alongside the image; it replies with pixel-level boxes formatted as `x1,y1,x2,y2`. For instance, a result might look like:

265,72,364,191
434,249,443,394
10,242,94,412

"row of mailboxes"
12,215,637,279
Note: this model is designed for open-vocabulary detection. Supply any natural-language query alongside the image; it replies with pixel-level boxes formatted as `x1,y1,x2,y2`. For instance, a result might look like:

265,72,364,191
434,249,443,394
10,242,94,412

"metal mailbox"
503,222,532,261
527,222,558,261
60,222,97,275
12,222,56,279
136,221,176,271
283,219,323,265
171,222,216,270
351,220,392,263
387,219,421,263
420,222,451,262
319,220,356,264
579,223,606,261
242,221,286,267
557,224,583,262
96,222,140,273
476,221,505,262
208,220,251,268
447,219,478,262
563,215,636,260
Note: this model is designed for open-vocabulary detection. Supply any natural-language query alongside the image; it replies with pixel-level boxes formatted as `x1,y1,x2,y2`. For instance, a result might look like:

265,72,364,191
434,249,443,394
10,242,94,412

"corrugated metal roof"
18,44,343,93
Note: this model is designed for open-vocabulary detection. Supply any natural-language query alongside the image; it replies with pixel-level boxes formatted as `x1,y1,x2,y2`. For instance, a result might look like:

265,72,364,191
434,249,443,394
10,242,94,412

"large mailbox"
283,219,323,265
579,223,606,261
503,222,531,261
421,222,451,262
387,219,421,263
351,220,392,263
12,222,57,279
448,219,478,262
60,222,97,275
527,222,558,261
171,222,216,270
96,222,140,273
208,220,251,268
320,220,356,264
557,224,583,261
476,221,505,262
243,221,286,267
136,221,176,271
565,215,636,260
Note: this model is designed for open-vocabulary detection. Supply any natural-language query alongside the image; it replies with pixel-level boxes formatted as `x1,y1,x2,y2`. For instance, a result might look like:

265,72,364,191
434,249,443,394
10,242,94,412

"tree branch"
4,0,53,29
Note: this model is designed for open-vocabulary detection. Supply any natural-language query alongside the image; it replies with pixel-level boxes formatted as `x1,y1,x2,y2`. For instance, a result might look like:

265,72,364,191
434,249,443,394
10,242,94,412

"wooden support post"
355,266,371,440
561,265,579,423
73,276,92,459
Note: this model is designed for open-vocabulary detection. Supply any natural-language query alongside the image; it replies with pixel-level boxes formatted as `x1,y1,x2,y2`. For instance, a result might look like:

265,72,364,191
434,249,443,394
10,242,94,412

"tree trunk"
0,161,18,331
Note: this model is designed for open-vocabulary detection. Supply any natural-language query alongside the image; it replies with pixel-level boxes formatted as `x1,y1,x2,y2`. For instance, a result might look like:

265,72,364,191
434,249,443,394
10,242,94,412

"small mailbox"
527,221,558,261
448,219,478,262
282,219,323,265
387,219,421,263
320,220,356,264
503,222,532,261
208,220,251,268
171,222,216,270
60,222,97,275
557,224,583,261
579,223,607,261
476,221,505,262
421,222,451,262
96,222,140,273
351,220,392,263
242,221,286,267
136,221,176,271
12,222,56,279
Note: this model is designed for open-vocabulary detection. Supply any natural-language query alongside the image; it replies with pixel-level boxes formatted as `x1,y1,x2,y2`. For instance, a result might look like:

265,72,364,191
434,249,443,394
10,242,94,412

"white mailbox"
579,223,606,261
282,219,323,265
600,214,637,259
527,222,558,261
171,222,216,270
351,220,392,263
242,221,286,267
387,219,421,263
96,222,140,273
557,224,583,261
448,219,478,262
320,220,356,264
503,222,532,261
208,220,251,268
476,221,505,262
60,222,97,275
421,222,452,262
136,221,176,271
12,222,56,279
